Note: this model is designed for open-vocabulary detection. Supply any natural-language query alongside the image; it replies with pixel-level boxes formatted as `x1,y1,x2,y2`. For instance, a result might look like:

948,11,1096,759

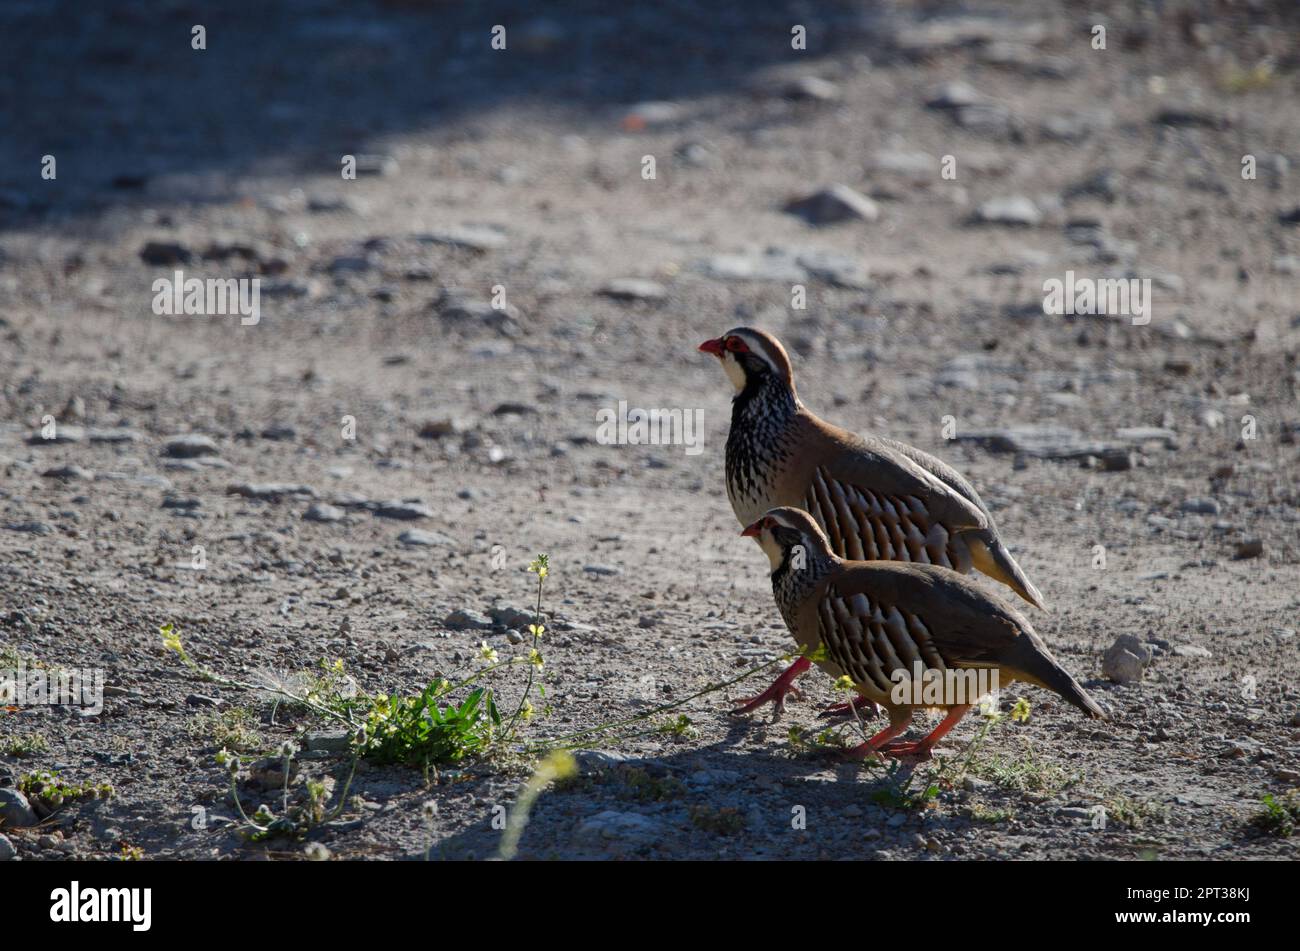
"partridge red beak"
741,519,764,537
698,338,724,357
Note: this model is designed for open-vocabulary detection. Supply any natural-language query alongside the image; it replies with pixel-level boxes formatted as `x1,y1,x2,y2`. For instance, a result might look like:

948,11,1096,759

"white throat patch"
721,352,748,392
757,531,786,571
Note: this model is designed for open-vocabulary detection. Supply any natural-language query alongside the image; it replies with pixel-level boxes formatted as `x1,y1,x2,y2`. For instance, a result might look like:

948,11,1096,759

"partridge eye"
725,337,749,353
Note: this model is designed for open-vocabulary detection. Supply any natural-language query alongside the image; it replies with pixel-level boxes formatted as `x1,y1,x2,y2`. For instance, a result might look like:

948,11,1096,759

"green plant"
1,733,50,757
1252,790,1299,838
217,745,356,843
869,758,940,812
189,706,263,753
18,770,112,813
689,804,746,835
159,556,558,773
1101,794,1169,830
348,684,500,769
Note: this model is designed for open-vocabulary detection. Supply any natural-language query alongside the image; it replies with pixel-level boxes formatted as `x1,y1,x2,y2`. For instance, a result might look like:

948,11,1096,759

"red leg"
818,694,882,720
844,708,913,760
731,656,811,716
878,705,972,760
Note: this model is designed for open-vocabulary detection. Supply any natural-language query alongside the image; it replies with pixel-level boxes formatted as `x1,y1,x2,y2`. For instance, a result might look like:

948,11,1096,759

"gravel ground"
0,0,1298,861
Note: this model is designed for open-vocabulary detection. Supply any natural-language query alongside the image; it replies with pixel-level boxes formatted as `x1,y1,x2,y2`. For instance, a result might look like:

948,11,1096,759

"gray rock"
375,501,433,521
87,428,142,444
261,279,318,298
1172,645,1212,659
925,81,984,110
4,521,53,535
307,195,357,214
353,154,399,177
954,425,1115,460
433,289,520,337
327,255,373,275
794,250,871,289
162,434,219,458
260,423,297,441
623,101,682,125
415,226,508,253
418,417,471,439
582,564,623,577
304,731,352,753
26,425,85,445
41,465,93,480
954,103,1019,137
1064,169,1119,204
227,483,318,501
784,184,880,225
697,250,807,283
303,503,345,523
574,750,630,774
1153,106,1228,130
782,75,840,101
897,17,1046,56
978,42,1074,79
1102,634,1152,684
575,810,665,849
598,279,667,303
0,789,38,828
1179,497,1221,515
139,241,193,265
1041,111,1109,143
1115,427,1178,447
445,609,493,631
1234,539,1264,560
0,833,14,860
489,605,534,629
398,529,455,547
870,149,936,180
1057,806,1093,820
972,196,1041,227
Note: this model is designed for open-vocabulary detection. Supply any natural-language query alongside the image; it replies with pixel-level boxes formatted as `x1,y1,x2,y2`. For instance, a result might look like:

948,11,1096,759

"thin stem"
525,653,786,751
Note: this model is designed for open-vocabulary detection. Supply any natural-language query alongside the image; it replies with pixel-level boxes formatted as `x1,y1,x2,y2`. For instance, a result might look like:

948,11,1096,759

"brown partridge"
701,327,1046,715
742,507,1104,759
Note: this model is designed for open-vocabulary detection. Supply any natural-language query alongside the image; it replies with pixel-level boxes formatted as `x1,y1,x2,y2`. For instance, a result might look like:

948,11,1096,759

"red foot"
731,657,810,716
876,740,933,760
818,695,881,720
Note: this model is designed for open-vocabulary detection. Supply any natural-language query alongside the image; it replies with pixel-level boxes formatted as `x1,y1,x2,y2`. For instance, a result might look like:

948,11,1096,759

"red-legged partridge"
743,507,1104,759
700,327,1046,716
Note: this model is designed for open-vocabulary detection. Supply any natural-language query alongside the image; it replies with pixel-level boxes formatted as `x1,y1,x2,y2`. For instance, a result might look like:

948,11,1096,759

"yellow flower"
520,699,534,721
479,642,499,663
1011,698,1031,723
832,675,856,693
528,648,544,671
528,623,545,639
159,622,182,654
